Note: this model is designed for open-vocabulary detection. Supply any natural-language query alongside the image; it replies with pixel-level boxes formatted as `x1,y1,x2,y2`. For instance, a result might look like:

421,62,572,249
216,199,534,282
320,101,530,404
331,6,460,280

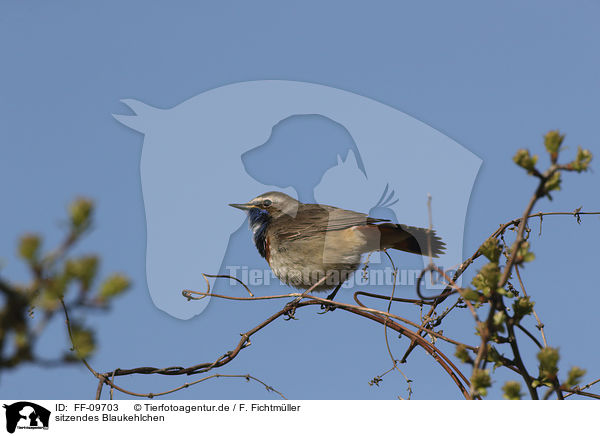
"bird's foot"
283,297,301,320
318,301,337,314
317,288,340,314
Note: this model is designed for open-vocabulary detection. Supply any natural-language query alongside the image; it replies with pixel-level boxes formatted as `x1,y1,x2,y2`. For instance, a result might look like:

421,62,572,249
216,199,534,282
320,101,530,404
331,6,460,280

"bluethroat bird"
230,192,445,302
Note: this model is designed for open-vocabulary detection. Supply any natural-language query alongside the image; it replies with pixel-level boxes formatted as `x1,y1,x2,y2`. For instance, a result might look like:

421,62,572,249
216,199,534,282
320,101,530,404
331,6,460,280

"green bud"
69,197,94,231
544,171,561,190
569,146,592,172
479,237,502,263
513,149,538,173
492,312,506,333
515,241,535,264
44,274,69,300
486,345,504,369
37,288,60,311
455,344,473,364
502,381,523,400
537,347,559,379
462,288,483,302
65,256,99,290
471,368,492,397
496,287,515,298
99,274,130,300
544,130,564,156
471,262,500,296
68,324,95,359
18,234,41,262
512,296,534,321
523,252,535,263
565,366,586,388
544,171,561,197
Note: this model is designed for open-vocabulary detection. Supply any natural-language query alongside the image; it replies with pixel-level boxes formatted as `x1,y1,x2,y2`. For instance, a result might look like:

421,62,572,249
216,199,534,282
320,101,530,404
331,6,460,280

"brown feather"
377,224,445,257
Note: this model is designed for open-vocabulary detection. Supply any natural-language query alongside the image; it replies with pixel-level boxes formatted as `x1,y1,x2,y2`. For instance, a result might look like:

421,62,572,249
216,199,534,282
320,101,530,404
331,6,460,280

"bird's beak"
229,202,256,211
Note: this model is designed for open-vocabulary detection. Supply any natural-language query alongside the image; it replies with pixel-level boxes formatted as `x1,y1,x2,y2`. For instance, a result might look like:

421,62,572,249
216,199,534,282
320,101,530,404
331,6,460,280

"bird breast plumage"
267,226,368,291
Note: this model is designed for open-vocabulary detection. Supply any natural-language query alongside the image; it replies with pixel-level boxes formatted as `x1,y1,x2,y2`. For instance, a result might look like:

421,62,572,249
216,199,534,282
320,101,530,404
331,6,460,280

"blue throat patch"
247,208,271,259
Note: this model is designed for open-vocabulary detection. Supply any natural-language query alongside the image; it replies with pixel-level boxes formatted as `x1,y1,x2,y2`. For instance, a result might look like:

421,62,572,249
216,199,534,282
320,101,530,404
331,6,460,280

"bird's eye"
263,199,272,207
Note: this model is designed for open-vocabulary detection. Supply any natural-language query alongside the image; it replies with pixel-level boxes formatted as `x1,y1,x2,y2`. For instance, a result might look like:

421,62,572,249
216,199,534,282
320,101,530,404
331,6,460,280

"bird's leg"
285,275,333,319
326,284,342,302
319,283,342,314
284,297,302,320
283,303,298,320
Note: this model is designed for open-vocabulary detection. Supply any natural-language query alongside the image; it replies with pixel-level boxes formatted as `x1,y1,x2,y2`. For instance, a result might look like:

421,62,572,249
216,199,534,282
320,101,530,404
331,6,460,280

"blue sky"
1,1,599,399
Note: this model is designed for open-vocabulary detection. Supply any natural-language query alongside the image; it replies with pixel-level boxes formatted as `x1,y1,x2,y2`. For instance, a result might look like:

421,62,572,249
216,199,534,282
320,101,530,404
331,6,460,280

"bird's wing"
273,204,389,240
323,205,389,230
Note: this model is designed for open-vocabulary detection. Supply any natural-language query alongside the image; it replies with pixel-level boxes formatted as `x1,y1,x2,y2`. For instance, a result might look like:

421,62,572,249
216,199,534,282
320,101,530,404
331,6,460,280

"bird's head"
229,191,300,220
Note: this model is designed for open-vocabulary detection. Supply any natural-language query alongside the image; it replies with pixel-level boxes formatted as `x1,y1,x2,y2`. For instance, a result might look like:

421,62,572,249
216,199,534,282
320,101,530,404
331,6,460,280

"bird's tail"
377,223,446,258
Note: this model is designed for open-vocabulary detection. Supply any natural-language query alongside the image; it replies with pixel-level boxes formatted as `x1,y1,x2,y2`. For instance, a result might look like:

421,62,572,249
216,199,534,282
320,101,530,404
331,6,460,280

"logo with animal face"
3,402,50,433
114,80,481,319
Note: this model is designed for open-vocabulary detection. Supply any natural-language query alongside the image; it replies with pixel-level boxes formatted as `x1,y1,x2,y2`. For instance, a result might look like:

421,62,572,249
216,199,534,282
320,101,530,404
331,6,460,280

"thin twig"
563,377,600,399
515,264,547,347
60,296,287,399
